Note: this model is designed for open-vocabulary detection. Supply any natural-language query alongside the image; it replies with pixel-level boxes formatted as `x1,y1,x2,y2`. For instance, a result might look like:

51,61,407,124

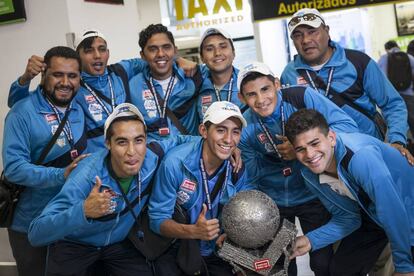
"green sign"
394,35,414,51
251,0,410,21
0,0,26,25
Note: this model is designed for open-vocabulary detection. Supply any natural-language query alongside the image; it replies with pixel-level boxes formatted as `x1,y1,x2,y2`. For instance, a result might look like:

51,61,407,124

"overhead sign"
251,0,409,21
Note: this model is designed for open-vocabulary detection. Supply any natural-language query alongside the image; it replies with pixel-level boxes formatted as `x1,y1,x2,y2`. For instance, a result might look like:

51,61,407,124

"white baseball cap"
203,101,247,128
237,62,275,91
74,29,106,50
104,103,146,139
200,28,233,47
287,8,325,34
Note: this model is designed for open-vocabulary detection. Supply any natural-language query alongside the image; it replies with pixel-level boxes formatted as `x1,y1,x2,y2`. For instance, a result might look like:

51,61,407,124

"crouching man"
28,103,193,275
285,109,414,276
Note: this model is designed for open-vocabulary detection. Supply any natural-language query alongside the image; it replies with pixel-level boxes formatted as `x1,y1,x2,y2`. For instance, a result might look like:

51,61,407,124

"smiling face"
42,56,80,107
291,25,332,66
106,120,147,178
78,37,109,76
292,127,337,175
201,34,235,75
199,117,242,167
140,33,177,80
238,75,279,118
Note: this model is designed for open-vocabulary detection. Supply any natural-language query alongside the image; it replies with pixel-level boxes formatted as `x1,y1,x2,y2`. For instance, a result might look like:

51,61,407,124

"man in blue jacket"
237,62,359,276
280,8,413,164
129,23,202,141
3,46,88,276
148,101,253,275
285,108,414,276
28,103,194,275
9,29,195,152
196,28,245,122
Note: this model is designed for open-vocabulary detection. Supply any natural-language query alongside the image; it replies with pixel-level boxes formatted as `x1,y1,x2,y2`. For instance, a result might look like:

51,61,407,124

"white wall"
0,0,71,167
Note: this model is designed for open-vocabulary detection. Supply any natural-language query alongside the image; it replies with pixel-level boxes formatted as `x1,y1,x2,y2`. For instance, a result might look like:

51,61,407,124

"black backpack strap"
36,109,71,165
108,63,132,103
145,79,190,135
340,146,372,209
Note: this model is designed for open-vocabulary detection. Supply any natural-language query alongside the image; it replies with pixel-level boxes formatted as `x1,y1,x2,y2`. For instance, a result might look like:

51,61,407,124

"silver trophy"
218,190,297,276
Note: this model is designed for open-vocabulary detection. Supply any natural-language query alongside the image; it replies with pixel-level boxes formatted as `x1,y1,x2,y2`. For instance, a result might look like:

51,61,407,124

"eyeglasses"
288,14,325,30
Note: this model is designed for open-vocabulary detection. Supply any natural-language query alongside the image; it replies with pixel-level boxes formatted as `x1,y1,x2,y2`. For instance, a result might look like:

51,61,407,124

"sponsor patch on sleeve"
180,179,196,192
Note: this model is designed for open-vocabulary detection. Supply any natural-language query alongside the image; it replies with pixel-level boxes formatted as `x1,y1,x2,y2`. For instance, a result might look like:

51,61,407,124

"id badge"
70,149,79,160
159,127,170,136
283,167,292,177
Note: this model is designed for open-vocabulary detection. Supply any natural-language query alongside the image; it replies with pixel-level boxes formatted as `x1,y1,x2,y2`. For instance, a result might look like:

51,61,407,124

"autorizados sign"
251,0,404,21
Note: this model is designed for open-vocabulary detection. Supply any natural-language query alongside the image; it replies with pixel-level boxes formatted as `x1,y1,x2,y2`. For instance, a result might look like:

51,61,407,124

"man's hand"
84,176,114,219
19,55,46,86
290,235,312,260
276,135,296,161
390,143,414,166
176,57,197,77
215,233,227,248
230,147,243,173
64,154,90,179
193,204,220,240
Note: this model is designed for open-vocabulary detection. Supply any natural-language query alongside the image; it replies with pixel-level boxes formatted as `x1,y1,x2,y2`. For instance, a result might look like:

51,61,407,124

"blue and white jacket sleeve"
304,181,361,251
304,88,359,133
2,112,65,188
28,167,94,246
350,146,414,273
363,60,408,144
117,58,148,79
8,79,31,108
148,159,181,234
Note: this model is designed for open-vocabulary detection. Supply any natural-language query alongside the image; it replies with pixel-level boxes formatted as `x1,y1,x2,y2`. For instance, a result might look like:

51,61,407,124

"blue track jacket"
148,137,253,256
196,66,245,122
240,86,359,207
301,132,414,273
3,87,86,233
129,63,200,141
28,136,194,247
281,41,408,144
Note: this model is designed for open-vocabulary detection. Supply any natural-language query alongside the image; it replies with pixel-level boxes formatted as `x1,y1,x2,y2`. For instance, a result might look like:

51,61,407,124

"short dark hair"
384,40,399,51
139,24,175,50
44,46,81,72
200,34,235,57
105,115,145,141
285,109,329,143
240,72,275,94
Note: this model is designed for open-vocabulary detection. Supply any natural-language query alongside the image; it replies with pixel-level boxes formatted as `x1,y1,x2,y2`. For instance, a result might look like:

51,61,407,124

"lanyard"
148,75,176,118
258,104,285,159
213,77,234,102
306,67,335,97
199,159,230,218
82,76,115,116
44,96,75,149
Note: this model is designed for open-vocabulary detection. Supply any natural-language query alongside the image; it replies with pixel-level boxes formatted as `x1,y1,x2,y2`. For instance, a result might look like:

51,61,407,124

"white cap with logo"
104,103,146,139
237,62,275,91
287,8,325,34
74,29,106,50
203,101,247,128
200,28,233,47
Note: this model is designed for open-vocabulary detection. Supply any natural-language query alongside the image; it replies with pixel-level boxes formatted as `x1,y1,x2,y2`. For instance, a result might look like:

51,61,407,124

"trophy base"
218,219,297,276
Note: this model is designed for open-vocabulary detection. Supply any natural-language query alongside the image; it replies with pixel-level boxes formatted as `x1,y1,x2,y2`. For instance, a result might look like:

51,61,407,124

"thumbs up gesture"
84,176,113,218
193,204,220,241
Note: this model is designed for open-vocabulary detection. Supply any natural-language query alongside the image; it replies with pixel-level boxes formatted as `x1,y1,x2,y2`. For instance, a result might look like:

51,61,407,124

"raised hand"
19,55,46,86
276,135,296,161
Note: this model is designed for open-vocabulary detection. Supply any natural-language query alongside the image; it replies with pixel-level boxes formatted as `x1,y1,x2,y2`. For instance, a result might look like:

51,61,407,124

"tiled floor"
0,223,315,276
